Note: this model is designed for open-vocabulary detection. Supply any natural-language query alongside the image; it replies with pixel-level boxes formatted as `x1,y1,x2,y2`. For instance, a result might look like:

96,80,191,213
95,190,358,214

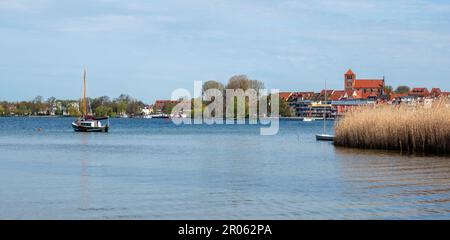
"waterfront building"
430,88,442,98
286,92,319,117
409,88,430,98
344,69,385,96
310,101,336,119
390,93,409,102
278,69,447,117
332,99,375,115
141,106,154,116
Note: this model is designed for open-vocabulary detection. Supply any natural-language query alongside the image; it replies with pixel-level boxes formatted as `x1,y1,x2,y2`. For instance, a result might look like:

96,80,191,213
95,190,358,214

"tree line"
0,94,145,117
196,74,292,117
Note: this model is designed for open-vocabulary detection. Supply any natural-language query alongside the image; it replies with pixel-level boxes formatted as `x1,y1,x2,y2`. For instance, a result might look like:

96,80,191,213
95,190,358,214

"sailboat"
316,80,334,141
72,68,110,132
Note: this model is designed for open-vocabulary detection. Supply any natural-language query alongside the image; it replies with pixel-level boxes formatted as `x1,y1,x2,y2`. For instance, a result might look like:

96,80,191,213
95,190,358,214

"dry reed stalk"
334,99,450,154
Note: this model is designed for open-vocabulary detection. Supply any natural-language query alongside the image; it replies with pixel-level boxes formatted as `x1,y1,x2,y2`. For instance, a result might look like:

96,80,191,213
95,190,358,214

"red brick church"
344,69,385,99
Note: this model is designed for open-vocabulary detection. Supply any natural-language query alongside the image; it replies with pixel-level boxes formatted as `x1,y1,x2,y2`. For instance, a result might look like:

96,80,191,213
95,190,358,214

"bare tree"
395,86,410,94
202,80,224,93
226,75,264,91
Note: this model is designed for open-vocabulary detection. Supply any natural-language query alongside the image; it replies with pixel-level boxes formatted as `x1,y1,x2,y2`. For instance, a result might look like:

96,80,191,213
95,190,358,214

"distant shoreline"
0,115,334,121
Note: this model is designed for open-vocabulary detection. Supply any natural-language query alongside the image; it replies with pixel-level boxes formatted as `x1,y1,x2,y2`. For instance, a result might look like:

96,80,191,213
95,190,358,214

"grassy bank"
334,101,450,154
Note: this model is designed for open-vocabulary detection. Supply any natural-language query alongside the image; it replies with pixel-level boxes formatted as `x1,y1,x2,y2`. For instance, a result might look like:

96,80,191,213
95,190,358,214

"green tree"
384,85,393,95
395,85,410,94
67,105,81,117
0,102,10,116
162,101,178,115
117,101,127,115
16,101,31,115
32,96,46,115
127,100,144,115
55,108,63,115
94,105,113,117
91,96,111,111
279,97,292,117
47,97,56,105
116,94,132,103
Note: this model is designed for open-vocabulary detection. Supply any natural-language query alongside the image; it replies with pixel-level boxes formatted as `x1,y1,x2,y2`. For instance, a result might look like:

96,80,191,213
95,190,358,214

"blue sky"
1,0,449,103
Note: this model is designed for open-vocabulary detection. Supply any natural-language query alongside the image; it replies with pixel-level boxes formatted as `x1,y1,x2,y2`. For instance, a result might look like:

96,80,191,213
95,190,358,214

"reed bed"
334,100,450,154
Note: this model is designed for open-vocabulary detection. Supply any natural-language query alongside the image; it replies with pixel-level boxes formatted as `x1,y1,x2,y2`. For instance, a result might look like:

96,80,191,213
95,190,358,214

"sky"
1,0,450,103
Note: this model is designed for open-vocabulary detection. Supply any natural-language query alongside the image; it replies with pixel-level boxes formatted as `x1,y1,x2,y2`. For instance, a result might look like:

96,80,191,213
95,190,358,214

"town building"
409,88,430,98
430,88,442,98
344,69,385,96
141,106,154,116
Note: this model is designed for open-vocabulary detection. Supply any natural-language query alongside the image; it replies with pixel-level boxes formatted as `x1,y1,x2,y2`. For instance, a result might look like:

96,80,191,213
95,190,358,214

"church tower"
344,69,355,91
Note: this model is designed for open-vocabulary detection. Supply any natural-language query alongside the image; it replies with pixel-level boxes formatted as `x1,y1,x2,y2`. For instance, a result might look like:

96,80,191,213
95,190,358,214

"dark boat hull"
72,123,108,132
315,134,334,141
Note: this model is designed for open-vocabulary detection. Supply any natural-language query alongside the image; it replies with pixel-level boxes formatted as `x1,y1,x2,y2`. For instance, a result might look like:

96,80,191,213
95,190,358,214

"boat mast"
323,79,326,133
83,68,87,117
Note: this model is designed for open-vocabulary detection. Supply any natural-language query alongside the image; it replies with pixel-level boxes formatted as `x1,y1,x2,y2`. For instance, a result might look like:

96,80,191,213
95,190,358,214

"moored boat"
72,116,109,132
72,68,110,132
315,134,334,141
316,79,335,141
150,113,170,118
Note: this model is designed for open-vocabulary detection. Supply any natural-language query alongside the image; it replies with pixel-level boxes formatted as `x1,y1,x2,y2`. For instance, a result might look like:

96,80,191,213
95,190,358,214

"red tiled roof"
290,92,317,100
430,88,442,96
409,88,429,97
320,89,334,96
343,90,354,98
345,69,355,75
330,90,345,101
390,93,408,101
431,88,441,92
351,90,363,99
410,88,428,92
279,92,293,101
353,79,384,89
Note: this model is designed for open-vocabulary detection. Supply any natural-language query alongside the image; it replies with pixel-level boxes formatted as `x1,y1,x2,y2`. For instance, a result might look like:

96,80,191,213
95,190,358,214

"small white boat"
302,117,315,122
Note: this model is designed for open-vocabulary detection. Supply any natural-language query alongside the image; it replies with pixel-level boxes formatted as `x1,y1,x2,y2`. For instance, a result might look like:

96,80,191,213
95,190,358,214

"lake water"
0,117,449,219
